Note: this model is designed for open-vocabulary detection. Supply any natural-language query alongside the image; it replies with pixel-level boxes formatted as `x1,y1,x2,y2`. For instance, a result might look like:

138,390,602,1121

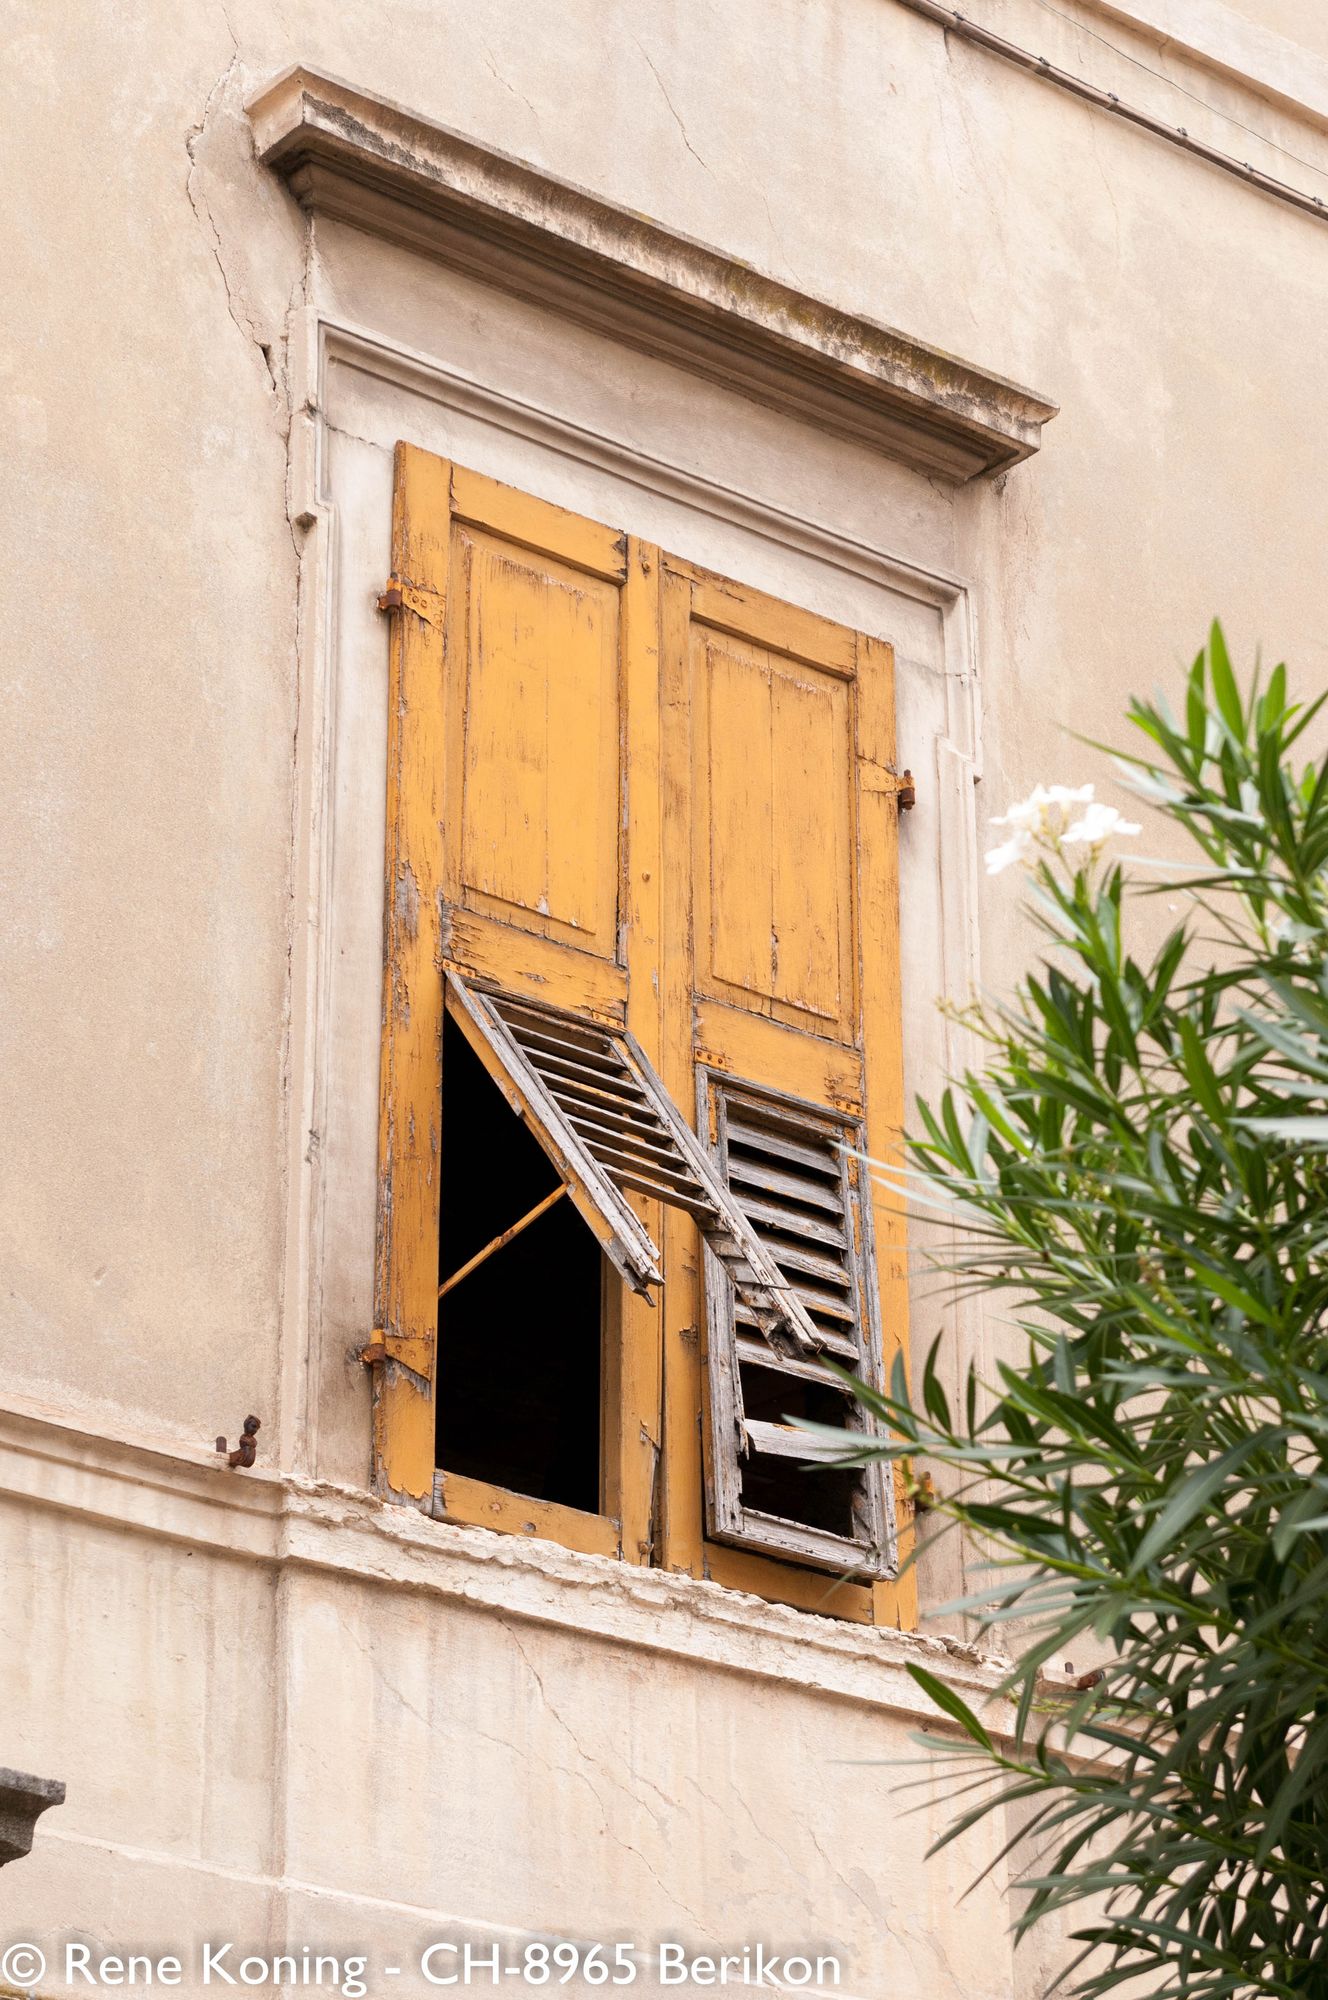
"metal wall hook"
215,1415,261,1469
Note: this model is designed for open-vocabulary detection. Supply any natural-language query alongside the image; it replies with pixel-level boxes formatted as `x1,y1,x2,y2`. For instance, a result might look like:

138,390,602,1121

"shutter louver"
445,974,822,1356
701,1075,896,1577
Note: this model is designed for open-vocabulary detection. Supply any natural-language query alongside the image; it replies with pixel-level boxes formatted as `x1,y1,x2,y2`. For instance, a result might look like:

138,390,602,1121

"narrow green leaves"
907,1665,996,1752
850,630,1328,2000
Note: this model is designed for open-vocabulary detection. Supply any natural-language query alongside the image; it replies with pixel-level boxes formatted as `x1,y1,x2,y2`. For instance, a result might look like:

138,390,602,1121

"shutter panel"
660,558,907,1601
701,1074,896,1578
446,974,823,1354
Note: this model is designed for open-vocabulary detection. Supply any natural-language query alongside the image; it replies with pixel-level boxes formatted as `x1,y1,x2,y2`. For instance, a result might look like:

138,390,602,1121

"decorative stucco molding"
0,1767,64,1868
248,66,1057,482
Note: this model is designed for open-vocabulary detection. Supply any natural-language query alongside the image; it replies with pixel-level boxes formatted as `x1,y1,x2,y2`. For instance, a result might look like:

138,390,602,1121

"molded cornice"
248,66,1056,483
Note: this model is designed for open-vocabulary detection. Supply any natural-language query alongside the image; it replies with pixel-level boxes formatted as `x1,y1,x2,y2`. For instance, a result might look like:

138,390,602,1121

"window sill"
0,1396,1010,1725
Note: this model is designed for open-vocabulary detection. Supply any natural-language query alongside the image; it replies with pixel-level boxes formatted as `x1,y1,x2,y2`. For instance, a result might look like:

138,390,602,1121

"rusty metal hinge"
377,576,442,625
359,1330,433,1377
862,763,916,809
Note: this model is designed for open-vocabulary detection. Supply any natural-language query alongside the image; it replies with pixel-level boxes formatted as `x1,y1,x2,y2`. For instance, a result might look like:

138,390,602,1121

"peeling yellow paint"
373,446,913,1623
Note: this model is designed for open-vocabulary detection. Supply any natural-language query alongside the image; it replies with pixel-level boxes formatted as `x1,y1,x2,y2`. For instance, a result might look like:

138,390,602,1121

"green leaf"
1177,1018,1226,1124
1237,1116,1328,1143
1271,1483,1328,1562
906,1665,996,1752
1130,1437,1263,1574
1207,624,1244,739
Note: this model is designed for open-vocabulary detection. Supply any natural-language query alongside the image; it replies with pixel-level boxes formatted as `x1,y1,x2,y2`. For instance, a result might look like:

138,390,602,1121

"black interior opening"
436,1009,603,1513
737,1358,863,1539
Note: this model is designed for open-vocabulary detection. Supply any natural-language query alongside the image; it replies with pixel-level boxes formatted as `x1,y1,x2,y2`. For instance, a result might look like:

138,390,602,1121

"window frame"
371,443,915,1624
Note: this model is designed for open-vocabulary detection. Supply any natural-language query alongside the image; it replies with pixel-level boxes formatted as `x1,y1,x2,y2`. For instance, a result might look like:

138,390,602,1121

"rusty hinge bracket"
377,576,442,625
360,1329,433,1377
861,763,916,809
897,1462,936,1514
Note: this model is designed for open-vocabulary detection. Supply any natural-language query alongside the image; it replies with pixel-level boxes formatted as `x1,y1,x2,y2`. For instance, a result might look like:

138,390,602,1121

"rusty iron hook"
216,1414,261,1469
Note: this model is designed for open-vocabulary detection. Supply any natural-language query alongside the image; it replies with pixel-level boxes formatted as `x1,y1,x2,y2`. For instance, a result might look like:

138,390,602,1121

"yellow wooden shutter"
374,447,656,1525
373,448,913,1619
658,561,913,1591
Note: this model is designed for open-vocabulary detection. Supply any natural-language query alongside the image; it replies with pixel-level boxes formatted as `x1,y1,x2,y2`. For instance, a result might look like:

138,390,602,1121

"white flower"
985,830,1034,875
992,784,1096,840
1045,782,1097,811
1064,801,1141,849
990,783,1095,839
986,782,1138,877
988,789,1048,836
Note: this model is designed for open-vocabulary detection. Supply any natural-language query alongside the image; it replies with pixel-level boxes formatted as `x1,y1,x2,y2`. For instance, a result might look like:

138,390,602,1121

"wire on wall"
1026,0,1328,185
891,0,1328,227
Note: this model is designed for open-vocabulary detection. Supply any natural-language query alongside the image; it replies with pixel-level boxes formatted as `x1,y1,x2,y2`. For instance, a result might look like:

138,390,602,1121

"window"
372,444,914,1622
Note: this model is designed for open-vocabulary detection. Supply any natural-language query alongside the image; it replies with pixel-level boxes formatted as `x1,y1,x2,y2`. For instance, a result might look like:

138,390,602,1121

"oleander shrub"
840,629,1328,1997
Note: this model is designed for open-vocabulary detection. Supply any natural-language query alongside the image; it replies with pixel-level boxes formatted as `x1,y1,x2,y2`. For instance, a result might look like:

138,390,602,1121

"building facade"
4,2,1328,1995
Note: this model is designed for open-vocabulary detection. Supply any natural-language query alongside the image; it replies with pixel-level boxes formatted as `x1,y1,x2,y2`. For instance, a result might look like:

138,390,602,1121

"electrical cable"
1026,0,1328,186
891,0,1328,226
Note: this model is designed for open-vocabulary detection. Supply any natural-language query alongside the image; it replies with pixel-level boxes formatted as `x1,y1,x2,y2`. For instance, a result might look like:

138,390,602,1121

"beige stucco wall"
3,1407,1050,2000
3,0,1326,1993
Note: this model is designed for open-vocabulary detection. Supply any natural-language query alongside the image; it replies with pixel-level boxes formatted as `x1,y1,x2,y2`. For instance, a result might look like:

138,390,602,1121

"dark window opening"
737,1358,863,1539
436,1010,603,1513
739,1457,863,1540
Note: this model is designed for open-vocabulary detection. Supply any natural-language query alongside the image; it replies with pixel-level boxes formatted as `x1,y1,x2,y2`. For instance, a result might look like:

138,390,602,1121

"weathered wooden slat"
735,1332,858,1390
579,1130,709,1195
756,1237,852,1289
738,1505,887,1576
551,1097,671,1148
735,1304,858,1361
725,1116,842,1178
560,1100,677,1148
566,1106,703,1173
734,1192,846,1249
525,1041,653,1098
498,994,622,1037
726,1153,843,1213
744,1417,859,1462
790,1283,857,1324
543,1075,669,1132
502,1022,629,1080
609,1167,717,1218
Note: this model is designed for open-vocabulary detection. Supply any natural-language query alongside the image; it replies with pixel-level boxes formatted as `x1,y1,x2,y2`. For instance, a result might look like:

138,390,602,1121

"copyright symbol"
0,1943,47,1986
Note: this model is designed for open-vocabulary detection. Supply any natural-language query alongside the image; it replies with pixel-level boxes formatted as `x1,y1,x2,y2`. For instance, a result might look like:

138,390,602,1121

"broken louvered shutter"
700,1076,896,1578
445,975,822,1355
661,560,907,1596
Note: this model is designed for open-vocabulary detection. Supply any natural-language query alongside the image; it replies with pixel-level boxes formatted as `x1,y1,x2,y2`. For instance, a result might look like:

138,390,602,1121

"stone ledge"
0,1397,1019,1727
0,1767,65,1869
247,66,1057,484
